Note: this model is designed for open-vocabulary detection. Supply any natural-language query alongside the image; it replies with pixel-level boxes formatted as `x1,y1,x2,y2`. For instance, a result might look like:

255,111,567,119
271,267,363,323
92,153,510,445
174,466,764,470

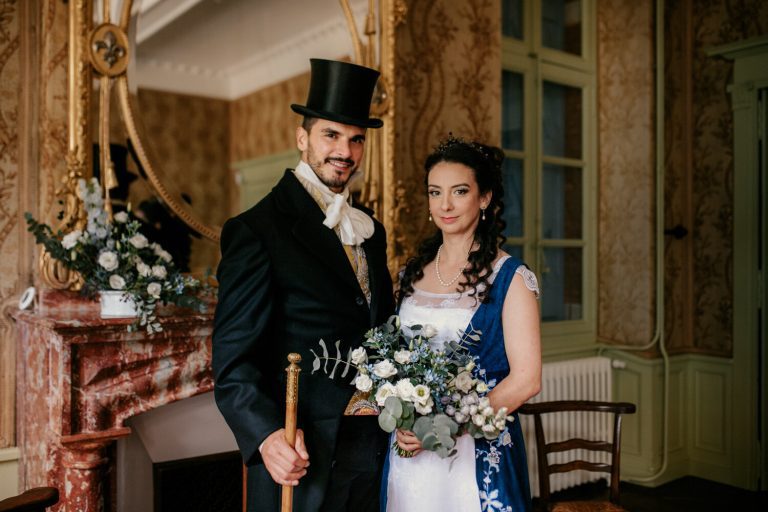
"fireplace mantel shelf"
13,290,215,512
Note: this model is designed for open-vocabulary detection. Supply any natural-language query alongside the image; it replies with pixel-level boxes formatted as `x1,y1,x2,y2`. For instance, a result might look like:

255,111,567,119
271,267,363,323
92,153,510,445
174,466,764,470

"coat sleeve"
213,217,281,466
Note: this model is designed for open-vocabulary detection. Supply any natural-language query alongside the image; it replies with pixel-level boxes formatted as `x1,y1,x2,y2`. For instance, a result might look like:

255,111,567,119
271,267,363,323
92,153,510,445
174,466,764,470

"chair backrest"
518,400,636,507
0,487,59,512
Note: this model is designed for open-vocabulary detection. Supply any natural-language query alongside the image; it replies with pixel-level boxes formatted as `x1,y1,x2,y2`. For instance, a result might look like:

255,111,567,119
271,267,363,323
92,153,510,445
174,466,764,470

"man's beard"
306,150,358,190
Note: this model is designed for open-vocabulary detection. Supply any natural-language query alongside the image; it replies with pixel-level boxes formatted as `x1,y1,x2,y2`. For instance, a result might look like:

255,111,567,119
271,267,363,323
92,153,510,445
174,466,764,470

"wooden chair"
518,400,636,512
0,487,59,512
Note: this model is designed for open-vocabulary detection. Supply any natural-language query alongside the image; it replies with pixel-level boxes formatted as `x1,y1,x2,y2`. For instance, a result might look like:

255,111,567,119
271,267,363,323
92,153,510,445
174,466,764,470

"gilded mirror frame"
47,0,405,288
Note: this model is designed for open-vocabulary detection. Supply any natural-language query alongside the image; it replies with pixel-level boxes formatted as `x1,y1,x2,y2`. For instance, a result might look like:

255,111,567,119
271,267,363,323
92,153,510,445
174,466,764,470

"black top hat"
291,59,383,128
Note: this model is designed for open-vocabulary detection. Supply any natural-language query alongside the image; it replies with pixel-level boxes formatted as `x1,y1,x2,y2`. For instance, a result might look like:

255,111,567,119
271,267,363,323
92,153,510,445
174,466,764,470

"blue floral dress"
382,257,536,511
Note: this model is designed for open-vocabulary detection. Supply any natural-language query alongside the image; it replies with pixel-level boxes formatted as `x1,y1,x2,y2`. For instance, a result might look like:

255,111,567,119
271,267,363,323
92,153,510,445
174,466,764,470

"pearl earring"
429,211,433,222
481,207,486,221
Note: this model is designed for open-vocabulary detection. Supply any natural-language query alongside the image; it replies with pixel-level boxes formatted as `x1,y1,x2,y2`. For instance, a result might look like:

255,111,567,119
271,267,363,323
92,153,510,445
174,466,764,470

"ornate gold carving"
340,0,404,273
89,23,129,77
285,353,302,405
39,0,92,290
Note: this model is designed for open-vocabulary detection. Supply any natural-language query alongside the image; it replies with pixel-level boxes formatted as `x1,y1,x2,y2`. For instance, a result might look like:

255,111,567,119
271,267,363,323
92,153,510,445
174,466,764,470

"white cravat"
293,161,375,246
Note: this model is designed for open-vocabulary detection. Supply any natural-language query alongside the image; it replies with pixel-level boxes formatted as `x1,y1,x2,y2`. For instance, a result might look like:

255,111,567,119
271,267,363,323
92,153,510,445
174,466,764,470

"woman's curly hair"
397,136,507,306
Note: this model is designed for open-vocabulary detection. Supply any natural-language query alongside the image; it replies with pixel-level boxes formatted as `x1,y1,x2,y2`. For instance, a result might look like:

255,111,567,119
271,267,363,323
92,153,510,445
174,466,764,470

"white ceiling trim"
134,0,206,44
133,1,368,101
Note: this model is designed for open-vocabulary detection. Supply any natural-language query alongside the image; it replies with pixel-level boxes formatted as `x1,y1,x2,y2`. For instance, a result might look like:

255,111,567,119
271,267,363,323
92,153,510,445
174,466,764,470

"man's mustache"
325,157,354,166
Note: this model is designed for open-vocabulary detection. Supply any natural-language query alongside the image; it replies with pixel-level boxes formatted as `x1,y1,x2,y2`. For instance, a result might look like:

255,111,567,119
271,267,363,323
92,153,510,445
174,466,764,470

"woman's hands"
396,429,423,455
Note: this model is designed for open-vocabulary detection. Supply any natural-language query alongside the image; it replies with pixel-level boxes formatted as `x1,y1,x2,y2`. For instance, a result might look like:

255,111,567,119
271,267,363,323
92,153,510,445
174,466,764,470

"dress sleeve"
515,266,540,299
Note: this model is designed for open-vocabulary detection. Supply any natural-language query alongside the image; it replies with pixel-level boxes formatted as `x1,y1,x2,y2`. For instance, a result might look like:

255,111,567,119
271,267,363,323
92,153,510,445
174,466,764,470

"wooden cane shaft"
281,353,301,512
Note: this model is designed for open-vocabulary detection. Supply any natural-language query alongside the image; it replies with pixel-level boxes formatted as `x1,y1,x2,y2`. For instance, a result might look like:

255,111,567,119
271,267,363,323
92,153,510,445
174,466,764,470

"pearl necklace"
435,244,468,287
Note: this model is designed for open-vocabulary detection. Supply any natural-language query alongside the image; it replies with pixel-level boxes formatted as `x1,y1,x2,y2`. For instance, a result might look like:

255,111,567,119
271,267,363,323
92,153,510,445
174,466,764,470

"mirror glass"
110,0,368,273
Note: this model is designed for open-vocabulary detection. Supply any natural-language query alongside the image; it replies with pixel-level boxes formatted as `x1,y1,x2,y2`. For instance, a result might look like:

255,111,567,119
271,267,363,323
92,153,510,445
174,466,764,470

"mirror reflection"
108,0,369,273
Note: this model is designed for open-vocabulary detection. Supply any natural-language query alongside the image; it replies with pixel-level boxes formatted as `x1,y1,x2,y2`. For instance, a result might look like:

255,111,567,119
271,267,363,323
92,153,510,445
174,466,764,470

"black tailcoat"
213,170,395,511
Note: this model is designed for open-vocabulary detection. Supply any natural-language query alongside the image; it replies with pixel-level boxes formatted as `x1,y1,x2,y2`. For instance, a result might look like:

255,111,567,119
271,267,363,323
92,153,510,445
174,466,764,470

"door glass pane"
542,164,582,239
502,71,524,151
502,0,523,39
540,247,583,321
542,0,582,55
543,81,582,159
501,157,524,237
502,243,523,261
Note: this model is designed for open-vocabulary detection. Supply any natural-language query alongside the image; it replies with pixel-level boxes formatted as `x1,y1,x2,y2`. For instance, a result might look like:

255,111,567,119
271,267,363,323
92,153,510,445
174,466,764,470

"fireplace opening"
153,451,242,512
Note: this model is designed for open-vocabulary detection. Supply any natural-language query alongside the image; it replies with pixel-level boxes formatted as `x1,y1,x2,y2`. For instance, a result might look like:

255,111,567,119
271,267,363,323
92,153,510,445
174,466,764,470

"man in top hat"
213,59,395,511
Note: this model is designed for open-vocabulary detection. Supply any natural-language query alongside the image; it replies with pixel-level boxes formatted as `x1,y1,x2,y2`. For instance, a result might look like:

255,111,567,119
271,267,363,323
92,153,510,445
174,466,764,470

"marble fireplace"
13,290,220,511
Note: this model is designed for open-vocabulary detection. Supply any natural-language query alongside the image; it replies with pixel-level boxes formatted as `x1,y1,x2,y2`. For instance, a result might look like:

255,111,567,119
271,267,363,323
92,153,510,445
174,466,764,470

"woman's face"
427,161,491,237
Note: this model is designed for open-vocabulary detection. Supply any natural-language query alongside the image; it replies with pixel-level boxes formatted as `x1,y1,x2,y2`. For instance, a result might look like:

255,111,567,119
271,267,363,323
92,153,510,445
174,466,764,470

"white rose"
414,396,434,415
129,234,148,249
108,274,125,290
472,414,485,427
412,384,431,405
374,382,397,406
350,347,367,365
61,230,82,250
476,381,489,393
153,245,172,262
147,282,162,299
98,251,119,271
393,349,412,365
454,371,474,393
422,324,438,338
373,359,398,379
354,373,373,392
454,412,468,424
394,379,415,402
482,424,496,434
113,211,129,223
151,265,167,279
136,262,151,277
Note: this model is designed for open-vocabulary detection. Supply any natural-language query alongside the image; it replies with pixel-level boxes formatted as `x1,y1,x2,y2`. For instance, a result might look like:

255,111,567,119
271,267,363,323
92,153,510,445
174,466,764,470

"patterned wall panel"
596,0,656,346
393,0,501,263
229,72,309,163
664,0,768,356
135,89,230,273
0,0,20,450
38,0,68,226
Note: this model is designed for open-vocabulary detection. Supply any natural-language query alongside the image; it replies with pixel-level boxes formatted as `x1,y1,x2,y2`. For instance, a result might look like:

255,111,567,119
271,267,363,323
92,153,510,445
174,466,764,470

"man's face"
296,119,367,192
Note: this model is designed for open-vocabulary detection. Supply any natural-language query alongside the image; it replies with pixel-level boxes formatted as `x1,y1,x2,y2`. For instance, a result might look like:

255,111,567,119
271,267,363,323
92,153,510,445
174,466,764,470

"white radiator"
520,356,613,497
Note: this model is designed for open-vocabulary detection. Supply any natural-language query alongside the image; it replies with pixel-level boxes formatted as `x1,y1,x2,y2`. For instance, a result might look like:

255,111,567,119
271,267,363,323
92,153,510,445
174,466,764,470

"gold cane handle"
281,353,301,512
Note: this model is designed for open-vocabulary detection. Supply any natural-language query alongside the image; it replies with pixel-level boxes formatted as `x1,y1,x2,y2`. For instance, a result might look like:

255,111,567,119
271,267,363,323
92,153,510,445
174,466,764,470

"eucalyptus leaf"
421,433,438,451
412,416,433,439
378,412,397,432
384,396,403,418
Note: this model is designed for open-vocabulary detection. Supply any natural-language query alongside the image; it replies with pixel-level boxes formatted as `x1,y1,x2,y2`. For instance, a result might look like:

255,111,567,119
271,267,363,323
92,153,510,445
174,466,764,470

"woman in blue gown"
382,137,542,511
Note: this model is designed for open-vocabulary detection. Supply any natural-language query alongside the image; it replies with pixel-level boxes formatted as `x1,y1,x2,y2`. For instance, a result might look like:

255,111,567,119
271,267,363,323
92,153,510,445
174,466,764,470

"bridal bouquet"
311,315,513,458
25,178,204,334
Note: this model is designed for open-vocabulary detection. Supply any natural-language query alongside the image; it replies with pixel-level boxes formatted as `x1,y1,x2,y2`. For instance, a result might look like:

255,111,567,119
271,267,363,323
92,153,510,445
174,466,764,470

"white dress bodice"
385,257,513,512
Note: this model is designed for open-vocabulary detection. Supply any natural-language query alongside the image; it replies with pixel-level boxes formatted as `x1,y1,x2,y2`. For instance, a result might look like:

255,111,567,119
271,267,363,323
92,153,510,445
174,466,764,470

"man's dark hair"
302,116,319,133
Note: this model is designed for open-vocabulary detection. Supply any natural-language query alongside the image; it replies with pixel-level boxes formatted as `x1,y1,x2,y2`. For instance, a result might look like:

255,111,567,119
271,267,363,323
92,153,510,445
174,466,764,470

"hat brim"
291,104,383,129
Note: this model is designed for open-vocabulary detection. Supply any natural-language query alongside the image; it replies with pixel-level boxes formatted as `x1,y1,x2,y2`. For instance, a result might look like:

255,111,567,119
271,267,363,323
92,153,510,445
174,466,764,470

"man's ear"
296,126,308,152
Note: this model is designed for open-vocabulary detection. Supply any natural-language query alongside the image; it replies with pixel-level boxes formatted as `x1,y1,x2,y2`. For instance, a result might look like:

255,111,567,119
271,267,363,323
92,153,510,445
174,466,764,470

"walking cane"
281,353,302,512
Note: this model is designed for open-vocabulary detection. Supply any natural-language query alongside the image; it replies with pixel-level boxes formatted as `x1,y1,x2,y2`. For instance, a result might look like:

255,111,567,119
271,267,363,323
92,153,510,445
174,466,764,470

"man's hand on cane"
261,428,310,486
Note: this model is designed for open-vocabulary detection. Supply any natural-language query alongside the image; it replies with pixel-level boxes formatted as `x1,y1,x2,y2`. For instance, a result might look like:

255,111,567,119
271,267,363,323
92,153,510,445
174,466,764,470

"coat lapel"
274,171,363,295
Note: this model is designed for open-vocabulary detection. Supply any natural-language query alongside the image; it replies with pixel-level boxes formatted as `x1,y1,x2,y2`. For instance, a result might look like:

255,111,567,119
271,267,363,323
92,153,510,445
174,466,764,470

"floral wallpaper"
393,0,501,263
39,0,68,226
135,88,230,273
664,0,768,356
596,0,656,345
229,72,309,163
0,0,19,450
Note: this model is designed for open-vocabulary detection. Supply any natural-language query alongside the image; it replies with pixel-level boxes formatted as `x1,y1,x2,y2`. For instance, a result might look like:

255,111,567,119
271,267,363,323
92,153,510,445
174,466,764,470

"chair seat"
550,500,628,512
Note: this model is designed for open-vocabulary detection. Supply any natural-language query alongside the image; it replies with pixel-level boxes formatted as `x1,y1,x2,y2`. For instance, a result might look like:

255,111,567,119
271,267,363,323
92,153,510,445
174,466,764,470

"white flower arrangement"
25,178,204,334
311,315,513,459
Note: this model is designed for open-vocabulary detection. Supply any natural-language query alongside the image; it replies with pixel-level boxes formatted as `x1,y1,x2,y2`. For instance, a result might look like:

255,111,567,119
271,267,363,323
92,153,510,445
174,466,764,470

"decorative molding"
133,2,369,100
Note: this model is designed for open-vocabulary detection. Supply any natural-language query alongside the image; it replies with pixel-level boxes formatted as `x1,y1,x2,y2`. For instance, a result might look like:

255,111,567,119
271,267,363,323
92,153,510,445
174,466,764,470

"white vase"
99,290,138,318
